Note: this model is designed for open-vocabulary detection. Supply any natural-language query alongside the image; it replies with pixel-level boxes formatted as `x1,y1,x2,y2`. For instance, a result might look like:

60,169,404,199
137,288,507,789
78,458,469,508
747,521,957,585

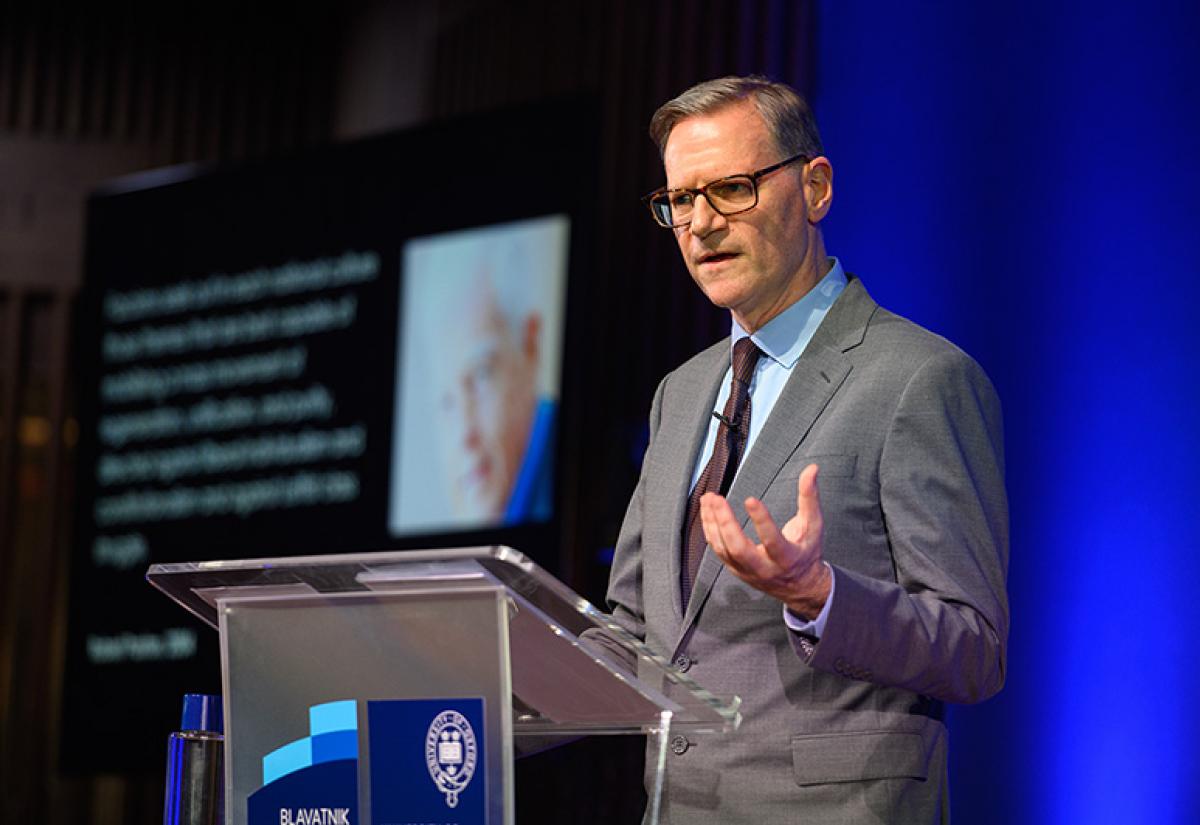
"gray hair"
649,75,824,159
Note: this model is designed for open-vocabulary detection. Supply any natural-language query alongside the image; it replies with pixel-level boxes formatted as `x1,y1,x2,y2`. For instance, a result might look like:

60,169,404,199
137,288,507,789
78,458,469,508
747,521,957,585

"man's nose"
687,194,726,238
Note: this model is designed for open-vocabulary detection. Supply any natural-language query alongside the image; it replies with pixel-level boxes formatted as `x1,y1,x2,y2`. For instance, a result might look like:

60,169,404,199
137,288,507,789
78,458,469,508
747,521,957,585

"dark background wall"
2,1,1199,823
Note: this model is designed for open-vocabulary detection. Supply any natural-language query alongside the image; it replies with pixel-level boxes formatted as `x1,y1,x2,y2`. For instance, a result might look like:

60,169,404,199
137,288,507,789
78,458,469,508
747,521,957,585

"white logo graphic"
425,710,477,808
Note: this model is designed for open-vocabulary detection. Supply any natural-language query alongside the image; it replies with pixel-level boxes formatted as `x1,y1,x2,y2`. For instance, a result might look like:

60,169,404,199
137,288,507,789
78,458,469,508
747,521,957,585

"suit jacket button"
670,735,690,755
673,654,693,672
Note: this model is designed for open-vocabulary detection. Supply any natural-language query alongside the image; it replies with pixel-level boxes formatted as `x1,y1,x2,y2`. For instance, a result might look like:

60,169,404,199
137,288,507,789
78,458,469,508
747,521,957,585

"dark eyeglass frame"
641,152,810,228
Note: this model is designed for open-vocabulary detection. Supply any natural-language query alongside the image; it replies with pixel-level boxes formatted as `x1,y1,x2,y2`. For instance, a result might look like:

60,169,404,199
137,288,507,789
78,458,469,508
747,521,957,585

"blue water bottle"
163,693,224,825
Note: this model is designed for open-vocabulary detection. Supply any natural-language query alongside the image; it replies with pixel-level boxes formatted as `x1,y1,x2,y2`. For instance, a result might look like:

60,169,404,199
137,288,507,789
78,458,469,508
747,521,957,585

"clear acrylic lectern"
148,546,741,825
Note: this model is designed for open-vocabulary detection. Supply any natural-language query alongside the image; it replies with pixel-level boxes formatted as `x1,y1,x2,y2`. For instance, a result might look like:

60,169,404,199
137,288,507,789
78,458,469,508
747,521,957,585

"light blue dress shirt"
688,258,848,638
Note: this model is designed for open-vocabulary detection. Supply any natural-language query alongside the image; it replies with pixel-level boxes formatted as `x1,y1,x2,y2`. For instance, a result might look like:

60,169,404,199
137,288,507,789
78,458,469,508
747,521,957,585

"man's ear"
522,313,541,361
805,156,834,223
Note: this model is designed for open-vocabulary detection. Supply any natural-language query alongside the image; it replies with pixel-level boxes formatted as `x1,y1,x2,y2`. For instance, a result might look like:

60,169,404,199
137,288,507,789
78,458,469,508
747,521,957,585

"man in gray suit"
606,76,1008,823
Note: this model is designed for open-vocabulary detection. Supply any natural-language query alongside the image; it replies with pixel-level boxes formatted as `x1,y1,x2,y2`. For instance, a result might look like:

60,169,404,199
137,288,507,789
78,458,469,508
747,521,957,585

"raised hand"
699,463,832,618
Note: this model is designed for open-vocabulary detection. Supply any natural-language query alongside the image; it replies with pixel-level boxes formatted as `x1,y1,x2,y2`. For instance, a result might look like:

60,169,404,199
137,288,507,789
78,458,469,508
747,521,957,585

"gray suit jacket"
606,277,1008,824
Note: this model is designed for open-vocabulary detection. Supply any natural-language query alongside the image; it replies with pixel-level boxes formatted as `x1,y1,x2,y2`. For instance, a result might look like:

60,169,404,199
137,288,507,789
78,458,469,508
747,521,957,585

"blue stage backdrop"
814,3,1200,822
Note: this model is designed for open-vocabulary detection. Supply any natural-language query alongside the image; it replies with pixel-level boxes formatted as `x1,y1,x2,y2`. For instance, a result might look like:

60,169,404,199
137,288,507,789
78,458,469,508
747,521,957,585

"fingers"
705,493,785,582
744,496,784,554
700,492,754,569
741,496,797,575
797,462,820,510
702,465,824,579
697,491,723,552
795,463,823,539
699,469,827,605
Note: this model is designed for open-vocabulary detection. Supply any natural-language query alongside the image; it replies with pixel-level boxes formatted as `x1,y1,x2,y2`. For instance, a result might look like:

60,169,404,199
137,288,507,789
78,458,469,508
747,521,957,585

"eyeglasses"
642,152,809,228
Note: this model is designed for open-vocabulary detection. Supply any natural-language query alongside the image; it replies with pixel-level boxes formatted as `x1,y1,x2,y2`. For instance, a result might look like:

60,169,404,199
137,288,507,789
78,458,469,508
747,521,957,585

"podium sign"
148,546,740,825
226,585,506,825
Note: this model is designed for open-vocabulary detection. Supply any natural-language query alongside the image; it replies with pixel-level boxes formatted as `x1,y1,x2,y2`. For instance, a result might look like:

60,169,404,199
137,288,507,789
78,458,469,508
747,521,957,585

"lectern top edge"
147,545,743,737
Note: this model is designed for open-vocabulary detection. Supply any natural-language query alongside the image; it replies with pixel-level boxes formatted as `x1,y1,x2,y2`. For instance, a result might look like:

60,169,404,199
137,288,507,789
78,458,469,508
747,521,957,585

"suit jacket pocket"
793,453,857,478
791,730,929,785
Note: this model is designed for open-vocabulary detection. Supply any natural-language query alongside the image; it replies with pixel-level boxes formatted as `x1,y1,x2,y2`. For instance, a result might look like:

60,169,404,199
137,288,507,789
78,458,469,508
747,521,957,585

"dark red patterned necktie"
681,337,763,609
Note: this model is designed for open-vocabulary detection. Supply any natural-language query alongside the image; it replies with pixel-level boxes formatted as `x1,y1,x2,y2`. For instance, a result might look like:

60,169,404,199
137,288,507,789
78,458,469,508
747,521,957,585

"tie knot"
731,337,762,385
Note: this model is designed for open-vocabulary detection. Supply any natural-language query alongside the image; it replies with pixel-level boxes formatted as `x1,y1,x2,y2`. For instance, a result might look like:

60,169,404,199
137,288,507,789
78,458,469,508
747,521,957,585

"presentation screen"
63,100,592,770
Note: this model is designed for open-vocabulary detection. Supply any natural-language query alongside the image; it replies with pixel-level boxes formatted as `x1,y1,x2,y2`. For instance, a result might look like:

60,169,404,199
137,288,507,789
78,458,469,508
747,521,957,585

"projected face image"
438,272,541,520
391,214,567,536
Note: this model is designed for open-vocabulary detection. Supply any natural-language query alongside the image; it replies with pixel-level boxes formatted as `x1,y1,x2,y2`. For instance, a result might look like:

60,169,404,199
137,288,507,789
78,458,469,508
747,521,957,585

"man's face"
662,100,831,332
440,278,538,521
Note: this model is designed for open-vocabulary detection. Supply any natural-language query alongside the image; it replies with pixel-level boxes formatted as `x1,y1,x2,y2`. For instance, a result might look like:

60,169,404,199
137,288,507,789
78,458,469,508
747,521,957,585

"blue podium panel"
368,698,487,825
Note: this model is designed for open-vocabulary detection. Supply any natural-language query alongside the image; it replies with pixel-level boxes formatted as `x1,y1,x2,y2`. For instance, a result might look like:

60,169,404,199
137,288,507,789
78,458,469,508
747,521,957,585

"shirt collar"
731,257,849,368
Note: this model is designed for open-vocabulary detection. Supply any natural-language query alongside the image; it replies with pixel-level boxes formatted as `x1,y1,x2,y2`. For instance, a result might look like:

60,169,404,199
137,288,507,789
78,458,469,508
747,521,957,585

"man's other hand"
700,463,832,619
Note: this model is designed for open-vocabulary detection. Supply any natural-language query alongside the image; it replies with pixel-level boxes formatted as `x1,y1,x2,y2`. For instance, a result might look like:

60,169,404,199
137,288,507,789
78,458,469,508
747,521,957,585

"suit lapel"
675,277,877,639
653,342,727,625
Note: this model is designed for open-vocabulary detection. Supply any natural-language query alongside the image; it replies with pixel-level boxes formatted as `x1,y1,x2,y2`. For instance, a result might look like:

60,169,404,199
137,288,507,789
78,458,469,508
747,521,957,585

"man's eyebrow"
667,169,745,190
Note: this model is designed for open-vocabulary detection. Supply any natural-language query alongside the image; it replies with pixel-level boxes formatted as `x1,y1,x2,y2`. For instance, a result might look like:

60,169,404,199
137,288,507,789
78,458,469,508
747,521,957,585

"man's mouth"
698,251,738,266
